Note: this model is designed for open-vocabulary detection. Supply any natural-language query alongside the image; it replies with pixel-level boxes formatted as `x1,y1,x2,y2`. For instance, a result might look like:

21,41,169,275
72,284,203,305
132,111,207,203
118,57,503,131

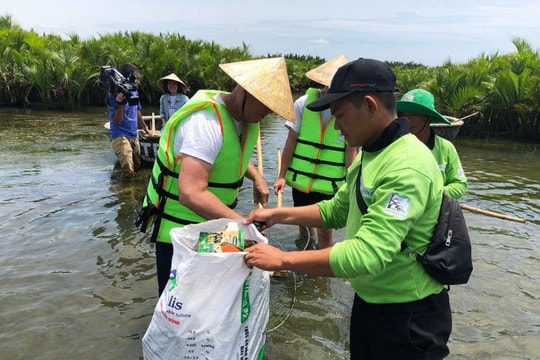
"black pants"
292,188,333,206
155,241,174,296
349,290,452,360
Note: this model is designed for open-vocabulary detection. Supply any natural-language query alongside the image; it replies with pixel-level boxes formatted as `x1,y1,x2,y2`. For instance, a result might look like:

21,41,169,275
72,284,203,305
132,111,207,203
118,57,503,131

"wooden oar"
459,203,526,223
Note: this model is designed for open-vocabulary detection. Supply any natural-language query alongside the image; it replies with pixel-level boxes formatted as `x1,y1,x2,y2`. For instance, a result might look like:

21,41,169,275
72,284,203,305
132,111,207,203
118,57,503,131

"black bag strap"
355,153,368,215
356,153,408,252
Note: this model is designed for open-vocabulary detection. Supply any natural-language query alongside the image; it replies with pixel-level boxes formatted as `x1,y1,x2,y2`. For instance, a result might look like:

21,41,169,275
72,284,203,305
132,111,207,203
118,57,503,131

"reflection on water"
0,108,539,359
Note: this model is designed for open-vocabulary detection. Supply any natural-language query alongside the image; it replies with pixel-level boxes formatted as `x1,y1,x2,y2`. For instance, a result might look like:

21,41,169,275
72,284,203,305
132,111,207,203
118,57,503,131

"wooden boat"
431,116,463,142
138,113,162,165
103,113,162,166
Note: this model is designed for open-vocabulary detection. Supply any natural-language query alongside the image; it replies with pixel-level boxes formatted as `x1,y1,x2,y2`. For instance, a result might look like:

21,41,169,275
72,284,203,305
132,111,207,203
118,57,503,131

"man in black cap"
244,58,452,359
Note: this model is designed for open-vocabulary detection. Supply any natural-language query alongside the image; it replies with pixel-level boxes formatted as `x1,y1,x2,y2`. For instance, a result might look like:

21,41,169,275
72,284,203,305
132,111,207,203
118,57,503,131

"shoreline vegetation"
1,15,539,141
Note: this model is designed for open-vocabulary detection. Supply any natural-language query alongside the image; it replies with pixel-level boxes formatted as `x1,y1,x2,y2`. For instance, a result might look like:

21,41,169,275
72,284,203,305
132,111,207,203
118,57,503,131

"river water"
0,107,539,360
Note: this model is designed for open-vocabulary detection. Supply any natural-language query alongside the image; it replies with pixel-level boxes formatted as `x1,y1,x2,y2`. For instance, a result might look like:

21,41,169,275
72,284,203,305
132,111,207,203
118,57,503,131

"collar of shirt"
363,117,410,152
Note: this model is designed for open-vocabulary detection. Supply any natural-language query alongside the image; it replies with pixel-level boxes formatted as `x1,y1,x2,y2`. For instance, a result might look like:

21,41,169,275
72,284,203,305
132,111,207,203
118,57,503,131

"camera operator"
106,63,150,180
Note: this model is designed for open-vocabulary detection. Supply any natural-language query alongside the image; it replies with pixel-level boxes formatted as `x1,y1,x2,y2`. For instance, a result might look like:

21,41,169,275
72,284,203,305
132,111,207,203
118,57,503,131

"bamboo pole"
151,112,156,136
459,203,526,223
277,147,282,208
256,134,263,209
256,134,263,176
459,112,480,121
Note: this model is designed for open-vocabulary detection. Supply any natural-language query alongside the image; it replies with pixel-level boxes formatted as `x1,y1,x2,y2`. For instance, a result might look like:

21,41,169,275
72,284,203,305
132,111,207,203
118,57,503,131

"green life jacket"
145,90,259,243
285,88,347,194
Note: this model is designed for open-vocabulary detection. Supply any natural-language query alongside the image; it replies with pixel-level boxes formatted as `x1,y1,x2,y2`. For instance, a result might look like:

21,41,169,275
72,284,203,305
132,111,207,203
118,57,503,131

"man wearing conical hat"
397,88,468,199
273,55,357,249
138,57,294,295
157,73,190,126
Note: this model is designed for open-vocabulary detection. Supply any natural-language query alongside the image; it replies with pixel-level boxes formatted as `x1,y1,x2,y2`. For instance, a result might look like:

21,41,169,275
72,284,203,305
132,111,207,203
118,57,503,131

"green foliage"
0,15,539,140
393,65,432,95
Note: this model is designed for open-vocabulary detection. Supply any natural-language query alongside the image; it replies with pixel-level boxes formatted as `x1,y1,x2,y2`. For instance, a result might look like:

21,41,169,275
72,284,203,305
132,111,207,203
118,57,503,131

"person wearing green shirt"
244,58,452,359
397,88,468,199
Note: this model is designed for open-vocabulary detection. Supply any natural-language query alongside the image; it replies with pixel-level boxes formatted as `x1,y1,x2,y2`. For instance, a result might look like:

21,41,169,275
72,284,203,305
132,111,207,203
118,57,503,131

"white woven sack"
142,218,269,360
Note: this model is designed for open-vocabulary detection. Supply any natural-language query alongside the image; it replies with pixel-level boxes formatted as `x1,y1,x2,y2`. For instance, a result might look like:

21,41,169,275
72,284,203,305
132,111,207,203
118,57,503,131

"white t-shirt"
173,94,242,165
287,93,334,132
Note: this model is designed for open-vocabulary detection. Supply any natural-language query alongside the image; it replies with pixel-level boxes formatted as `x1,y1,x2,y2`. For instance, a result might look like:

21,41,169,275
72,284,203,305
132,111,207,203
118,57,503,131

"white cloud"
311,39,329,45
2,0,540,66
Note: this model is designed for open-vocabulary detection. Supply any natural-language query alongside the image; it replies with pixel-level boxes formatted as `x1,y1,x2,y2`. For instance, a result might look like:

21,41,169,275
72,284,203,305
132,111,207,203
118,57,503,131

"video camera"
99,65,140,106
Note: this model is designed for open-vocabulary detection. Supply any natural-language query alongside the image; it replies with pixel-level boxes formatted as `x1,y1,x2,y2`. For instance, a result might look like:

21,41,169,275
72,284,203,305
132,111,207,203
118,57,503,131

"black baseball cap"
307,58,396,111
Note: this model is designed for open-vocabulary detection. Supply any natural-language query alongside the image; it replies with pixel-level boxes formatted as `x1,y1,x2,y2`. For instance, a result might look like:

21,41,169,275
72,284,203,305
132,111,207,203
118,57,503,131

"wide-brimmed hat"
157,73,189,93
307,58,396,111
305,54,349,87
219,57,295,122
396,89,450,124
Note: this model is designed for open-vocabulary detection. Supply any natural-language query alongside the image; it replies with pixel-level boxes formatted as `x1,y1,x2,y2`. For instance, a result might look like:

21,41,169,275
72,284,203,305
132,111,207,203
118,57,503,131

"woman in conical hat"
272,54,358,250
142,57,294,296
157,73,190,126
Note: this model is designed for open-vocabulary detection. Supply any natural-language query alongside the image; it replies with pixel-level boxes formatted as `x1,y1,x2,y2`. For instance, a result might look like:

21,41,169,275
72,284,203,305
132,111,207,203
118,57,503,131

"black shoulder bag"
355,163,473,285
416,193,473,285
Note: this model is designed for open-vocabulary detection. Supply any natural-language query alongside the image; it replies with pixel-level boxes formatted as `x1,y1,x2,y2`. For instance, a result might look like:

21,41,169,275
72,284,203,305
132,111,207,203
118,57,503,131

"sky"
3,0,540,67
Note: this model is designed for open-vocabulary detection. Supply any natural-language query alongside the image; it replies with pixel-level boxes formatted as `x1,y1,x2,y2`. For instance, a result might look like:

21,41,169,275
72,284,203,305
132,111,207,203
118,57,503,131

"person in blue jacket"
106,63,149,180
157,73,190,127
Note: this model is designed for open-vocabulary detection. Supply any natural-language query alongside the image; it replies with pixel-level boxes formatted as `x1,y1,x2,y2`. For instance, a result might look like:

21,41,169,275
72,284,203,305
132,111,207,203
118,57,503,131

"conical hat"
305,54,349,87
219,57,295,122
157,73,188,93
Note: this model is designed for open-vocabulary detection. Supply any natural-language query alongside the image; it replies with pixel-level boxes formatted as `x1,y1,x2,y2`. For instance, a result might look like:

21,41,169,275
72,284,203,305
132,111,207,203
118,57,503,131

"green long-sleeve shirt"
429,133,468,200
319,119,445,304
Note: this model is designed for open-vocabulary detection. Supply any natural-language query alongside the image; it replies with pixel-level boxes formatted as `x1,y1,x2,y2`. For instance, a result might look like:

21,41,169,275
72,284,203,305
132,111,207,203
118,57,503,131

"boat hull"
139,131,160,165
